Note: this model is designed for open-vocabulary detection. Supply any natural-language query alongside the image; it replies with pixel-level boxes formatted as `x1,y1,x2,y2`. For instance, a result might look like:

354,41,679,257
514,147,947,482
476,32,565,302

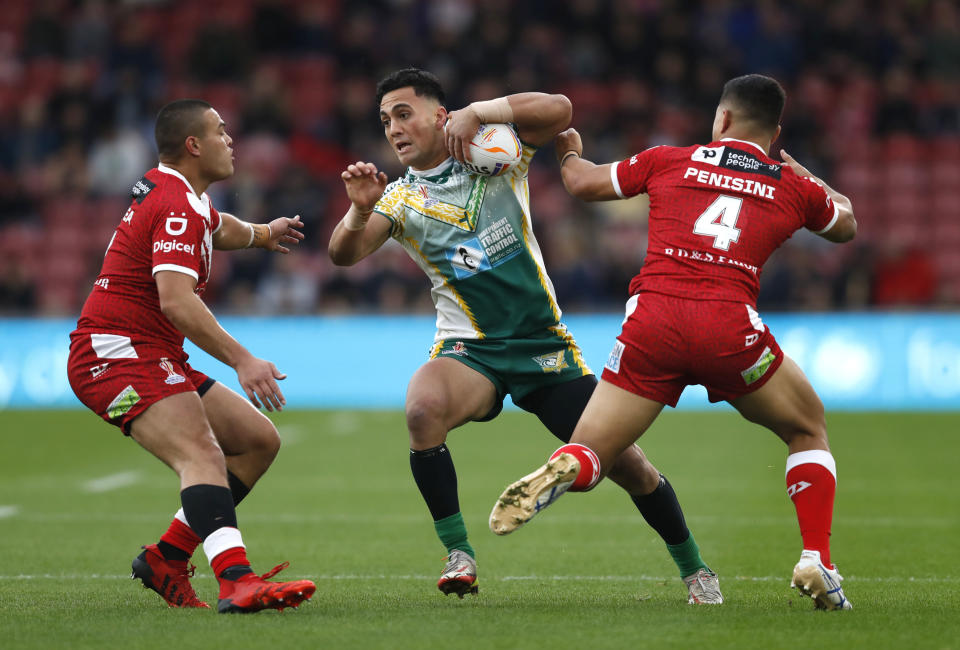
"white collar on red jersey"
157,163,211,220
719,138,768,157
157,163,201,196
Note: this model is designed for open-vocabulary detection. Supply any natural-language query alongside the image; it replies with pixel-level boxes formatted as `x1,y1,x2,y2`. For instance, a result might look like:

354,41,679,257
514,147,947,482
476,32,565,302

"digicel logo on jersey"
153,240,195,254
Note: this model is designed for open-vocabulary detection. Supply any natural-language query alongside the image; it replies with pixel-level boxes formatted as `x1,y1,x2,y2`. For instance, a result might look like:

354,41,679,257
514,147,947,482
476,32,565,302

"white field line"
82,471,141,493
0,505,19,519
2,573,957,584
10,512,958,528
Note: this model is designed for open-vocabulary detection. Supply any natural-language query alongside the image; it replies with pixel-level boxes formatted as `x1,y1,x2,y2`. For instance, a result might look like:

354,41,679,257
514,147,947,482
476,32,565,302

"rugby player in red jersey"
490,75,857,611
67,99,314,613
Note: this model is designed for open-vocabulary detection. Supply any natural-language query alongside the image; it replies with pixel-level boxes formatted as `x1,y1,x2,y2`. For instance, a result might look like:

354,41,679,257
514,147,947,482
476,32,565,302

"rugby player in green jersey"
327,68,722,604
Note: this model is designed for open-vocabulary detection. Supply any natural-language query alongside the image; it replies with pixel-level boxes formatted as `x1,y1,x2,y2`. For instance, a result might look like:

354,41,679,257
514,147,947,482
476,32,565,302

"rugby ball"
463,123,522,177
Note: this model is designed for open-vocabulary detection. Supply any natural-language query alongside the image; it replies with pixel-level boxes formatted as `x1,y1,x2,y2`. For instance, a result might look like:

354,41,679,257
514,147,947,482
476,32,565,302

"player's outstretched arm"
554,128,620,202
155,270,286,411
445,93,571,162
781,150,857,243
213,212,305,252
329,161,391,266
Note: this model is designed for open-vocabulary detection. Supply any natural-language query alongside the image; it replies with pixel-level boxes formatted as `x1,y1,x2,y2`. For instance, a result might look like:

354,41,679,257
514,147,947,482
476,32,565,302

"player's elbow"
563,178,589,201
562,173,602,202
157,285,198,326
549,94,573,128
158,295,189,324
838,217,857,243
834,208,858,243
820,210,857,243
327,243,358,266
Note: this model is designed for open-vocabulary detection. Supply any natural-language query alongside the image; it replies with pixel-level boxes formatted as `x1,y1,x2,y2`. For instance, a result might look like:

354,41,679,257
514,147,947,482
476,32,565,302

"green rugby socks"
435,512,476,559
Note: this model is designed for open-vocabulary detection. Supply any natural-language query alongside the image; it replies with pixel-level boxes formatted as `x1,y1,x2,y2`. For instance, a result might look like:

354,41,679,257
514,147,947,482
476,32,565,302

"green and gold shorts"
428,324,593,408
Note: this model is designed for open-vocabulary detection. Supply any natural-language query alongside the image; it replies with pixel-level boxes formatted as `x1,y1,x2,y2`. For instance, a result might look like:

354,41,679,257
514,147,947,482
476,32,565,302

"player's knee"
781,411,828,448
251,419,281,461
804,413,829,444
185,426,227,470
799,395,827,437
607,445,660,495
405,396,447,447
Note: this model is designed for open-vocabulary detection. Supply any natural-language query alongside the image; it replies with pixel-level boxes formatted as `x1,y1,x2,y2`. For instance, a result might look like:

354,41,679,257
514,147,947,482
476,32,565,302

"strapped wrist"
468,97,514,124
246,223,270,248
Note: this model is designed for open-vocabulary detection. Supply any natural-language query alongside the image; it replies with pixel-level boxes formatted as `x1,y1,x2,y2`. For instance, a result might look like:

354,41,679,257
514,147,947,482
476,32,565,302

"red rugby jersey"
74,164,222,355
612,138,838,304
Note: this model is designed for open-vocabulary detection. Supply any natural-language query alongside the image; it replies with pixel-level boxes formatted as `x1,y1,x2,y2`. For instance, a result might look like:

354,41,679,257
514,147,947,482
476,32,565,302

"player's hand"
445,107,482,163
341,161,388,212
554,128,583,162
780,150,814,178
235,354,287,412
262,215,305,254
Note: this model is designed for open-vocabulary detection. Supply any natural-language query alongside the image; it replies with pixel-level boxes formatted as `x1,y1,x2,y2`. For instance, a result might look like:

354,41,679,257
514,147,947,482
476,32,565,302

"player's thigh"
129,391,222,471
406,357,498,433
201,381,279,457
514,374,597,443
729,354,828,449
571,379,665,468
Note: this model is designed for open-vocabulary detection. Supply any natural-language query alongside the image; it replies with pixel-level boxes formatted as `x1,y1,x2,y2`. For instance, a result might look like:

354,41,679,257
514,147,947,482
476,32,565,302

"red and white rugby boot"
131,544,209,608
437,549,478,598
216,562,316,613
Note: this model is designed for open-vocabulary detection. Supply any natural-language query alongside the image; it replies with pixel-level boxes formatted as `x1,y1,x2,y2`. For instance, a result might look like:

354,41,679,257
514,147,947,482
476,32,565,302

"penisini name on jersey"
683,167,776,200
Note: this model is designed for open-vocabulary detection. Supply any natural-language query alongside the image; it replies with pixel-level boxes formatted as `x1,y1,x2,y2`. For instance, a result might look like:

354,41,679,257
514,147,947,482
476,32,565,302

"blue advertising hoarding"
0,313,958,411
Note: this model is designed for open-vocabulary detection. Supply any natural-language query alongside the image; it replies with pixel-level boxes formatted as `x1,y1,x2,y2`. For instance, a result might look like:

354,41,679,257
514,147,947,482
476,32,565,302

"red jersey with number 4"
74,164,222,355
612,138,838,304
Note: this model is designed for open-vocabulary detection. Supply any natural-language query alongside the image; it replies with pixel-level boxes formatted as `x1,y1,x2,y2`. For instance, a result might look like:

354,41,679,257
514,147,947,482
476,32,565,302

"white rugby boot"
791,550,853,610
489,453,579,535
682,568,724,604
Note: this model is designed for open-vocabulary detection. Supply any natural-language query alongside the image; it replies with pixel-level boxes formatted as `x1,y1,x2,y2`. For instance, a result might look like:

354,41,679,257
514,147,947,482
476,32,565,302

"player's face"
197,108,234,181
379,87,448,170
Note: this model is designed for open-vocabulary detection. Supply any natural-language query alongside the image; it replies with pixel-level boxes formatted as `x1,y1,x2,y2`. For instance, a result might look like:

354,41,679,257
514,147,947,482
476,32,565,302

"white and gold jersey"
374,142,561,341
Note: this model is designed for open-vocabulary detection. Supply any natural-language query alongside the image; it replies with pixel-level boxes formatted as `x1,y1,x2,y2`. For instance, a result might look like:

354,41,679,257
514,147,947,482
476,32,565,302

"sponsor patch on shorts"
605,340,625,374
159,358,186,385
741,346,776,385
532,350,568,374
89,362,110,379
106,385,140,419
442,341,468,356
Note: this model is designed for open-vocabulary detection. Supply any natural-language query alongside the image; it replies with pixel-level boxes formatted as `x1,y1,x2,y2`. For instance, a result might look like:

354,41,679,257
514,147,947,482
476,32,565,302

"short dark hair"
155,99,213,159
375,68,445,107
719,74,785,132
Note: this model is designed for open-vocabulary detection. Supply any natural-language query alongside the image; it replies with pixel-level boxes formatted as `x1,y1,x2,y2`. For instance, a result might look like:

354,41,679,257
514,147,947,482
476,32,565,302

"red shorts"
600,292,783,407
67,332,213,434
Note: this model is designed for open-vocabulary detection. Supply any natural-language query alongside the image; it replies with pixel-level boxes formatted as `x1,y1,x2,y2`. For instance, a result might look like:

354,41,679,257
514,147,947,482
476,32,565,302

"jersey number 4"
693,195,742,251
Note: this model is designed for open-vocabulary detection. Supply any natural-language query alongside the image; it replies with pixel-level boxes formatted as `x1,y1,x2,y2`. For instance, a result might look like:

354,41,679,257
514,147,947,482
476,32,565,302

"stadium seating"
0,1,956,314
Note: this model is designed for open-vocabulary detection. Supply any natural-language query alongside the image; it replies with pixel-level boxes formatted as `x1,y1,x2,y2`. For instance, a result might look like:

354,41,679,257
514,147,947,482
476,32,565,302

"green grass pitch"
1,409,958,649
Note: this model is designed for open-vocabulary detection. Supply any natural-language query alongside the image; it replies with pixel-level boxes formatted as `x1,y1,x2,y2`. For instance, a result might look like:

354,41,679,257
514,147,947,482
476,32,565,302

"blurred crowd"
0,0,958,316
